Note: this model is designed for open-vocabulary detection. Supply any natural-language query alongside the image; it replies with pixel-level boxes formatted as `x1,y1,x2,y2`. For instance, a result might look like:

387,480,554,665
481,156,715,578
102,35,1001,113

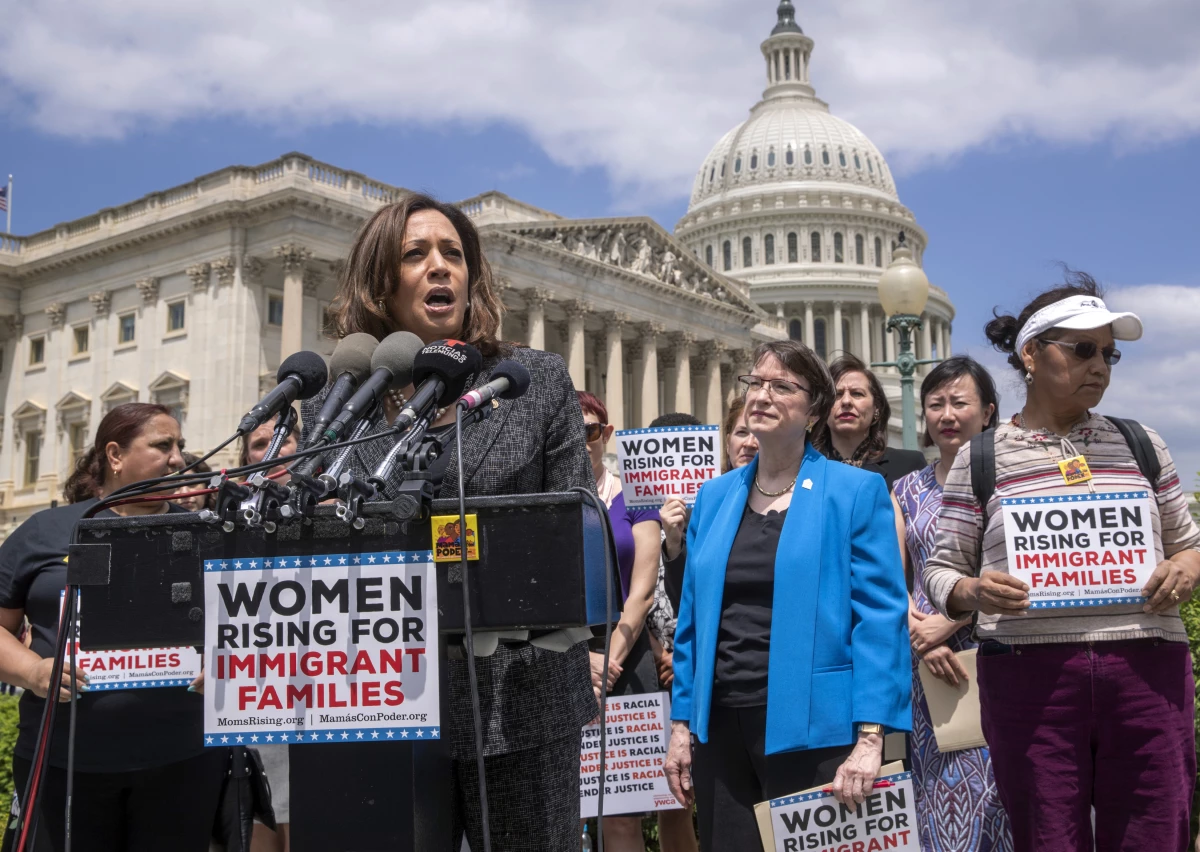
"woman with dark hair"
304,193,595,851
664,340,910,851
923,274,1200,851
173,452,213,511
890,357,1012,851
0,403,225,851
822,354,926,489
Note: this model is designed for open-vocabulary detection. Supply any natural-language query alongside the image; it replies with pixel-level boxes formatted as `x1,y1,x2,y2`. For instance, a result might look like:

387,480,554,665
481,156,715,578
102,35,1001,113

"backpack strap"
1104,416,1161,489
969,427,997,532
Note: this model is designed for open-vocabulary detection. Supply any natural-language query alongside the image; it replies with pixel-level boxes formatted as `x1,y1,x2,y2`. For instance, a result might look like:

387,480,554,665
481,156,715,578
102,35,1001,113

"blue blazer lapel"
765,441,827,752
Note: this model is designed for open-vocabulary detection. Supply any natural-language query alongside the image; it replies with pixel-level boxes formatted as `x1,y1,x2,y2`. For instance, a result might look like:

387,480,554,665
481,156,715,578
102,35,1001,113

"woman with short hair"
891,356,1012,851
822,354,926,489
664,340,910,851
923,274,1200,851
0,403,225,851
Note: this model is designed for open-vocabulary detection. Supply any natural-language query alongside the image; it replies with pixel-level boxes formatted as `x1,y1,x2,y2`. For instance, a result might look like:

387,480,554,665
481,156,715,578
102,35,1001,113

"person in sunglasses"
922,273,1200,852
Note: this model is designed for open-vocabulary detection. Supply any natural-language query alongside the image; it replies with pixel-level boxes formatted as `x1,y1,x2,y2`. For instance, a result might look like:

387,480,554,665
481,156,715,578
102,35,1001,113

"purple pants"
977,638,1195,852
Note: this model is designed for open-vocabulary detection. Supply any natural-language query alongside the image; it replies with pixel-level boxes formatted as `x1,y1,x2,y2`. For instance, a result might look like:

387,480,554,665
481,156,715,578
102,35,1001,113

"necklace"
387,388,447,422
754,471,798,497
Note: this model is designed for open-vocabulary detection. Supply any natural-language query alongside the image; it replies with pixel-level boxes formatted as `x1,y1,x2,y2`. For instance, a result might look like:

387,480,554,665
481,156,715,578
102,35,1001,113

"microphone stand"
235,407,296,531
288,400,379,518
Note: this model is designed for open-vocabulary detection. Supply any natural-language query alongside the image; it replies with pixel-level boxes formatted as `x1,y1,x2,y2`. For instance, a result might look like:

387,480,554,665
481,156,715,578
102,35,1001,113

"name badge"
1058,455,1092,486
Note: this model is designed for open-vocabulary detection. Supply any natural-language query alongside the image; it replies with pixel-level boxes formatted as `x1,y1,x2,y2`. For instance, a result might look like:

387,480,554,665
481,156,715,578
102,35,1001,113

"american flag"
0,185,7,213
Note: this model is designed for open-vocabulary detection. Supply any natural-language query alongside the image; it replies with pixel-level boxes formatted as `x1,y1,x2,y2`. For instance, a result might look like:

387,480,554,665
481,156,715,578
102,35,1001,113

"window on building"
834,233,844,263
854,153,862,170
868,158,875,174
814,318,827,360
822,149,831,166
810,231,822,262
750,152,758,170
722,241,731,272
764,234,775,265
786,147,795,166
720,162,725,177
118,313,136,344
29,336,45,366
69,422,89,468
767,150,776,167
804,147,813,165
267,295,285,326
787,232,798,263
709,165,715,184
24,431,41,487
838,151,847,167
784,53,791,79
855,234,864,265
788,319,803,341
843,318,852,352
72,326,89,356
875,237,883,268
705,245,713,267
734,156,742,173
742,237,752,267
167,300,186,333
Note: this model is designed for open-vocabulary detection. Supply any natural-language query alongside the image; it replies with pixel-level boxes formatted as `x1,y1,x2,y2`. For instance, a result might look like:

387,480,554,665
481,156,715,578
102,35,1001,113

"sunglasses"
1039,338,1122,366
584,422,607,443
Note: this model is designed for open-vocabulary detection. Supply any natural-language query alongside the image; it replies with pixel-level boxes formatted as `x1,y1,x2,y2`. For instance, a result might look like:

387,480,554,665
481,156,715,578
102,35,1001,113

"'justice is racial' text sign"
580,692,681,818
203,551,439,746
1001,491,1157,608
616,425,720,508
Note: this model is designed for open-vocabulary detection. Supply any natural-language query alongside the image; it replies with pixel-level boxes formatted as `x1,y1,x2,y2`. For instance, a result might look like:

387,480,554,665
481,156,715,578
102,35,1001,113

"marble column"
859,302,871,362
920,314,933,374
274,243,311,362
702,341,724,428
832,301,844,357
636,324,662,427
945,323,953,359
605,314,628,438
804,301,815,349
672,332,695,416
564,301,589,390
525,289,548,351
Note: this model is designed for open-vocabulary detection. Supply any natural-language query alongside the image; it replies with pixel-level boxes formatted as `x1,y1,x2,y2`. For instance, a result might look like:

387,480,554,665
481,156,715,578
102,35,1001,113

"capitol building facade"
0,1,953,528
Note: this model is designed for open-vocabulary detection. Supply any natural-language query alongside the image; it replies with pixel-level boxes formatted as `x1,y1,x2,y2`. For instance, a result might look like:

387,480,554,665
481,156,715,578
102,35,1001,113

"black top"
0,499,207,772
712,505,787,707
862,447,928,491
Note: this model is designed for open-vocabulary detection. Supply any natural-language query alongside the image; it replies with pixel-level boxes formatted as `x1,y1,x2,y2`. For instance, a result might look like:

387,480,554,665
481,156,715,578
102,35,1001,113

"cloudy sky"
2,0,1199,483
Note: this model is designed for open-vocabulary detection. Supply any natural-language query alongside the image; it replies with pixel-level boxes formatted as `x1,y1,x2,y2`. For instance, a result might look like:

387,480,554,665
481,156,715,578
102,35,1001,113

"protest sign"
580,691,681,818
615,425,720,508
61,590,201,690
430,514,479,563
764,770,917,852
203,550,439,746
1001,490,1156,608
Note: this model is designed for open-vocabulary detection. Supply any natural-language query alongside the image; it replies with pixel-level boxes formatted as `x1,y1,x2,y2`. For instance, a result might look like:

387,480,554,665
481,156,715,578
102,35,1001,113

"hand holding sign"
1141,554,1200,614
830,732,883,806
955,570,1030,616
26,656,88,702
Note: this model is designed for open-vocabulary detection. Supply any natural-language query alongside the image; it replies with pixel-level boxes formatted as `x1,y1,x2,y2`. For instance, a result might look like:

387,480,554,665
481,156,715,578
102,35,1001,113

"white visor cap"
1015,295,1143,356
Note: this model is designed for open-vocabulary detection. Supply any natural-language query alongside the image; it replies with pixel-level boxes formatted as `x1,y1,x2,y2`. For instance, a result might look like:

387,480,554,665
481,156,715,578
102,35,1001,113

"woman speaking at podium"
315,194,596,851
0,403,225,851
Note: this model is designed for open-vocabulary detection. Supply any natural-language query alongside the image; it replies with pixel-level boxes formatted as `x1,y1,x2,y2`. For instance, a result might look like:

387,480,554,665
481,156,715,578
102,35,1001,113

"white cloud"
2,1,1199,203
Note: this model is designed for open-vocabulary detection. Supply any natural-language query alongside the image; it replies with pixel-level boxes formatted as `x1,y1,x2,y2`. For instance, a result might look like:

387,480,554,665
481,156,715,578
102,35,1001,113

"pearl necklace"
387,389,448,423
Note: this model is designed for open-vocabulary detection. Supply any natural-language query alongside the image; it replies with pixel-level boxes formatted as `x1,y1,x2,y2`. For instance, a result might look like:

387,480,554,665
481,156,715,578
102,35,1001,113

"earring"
872,411,880,423
1024,371,1033,386
376,300,386,311
806,421,814,433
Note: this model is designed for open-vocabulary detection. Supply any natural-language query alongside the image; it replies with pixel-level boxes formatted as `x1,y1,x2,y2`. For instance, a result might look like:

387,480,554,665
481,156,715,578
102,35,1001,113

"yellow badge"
431,514,480,562
1058,455,1093,486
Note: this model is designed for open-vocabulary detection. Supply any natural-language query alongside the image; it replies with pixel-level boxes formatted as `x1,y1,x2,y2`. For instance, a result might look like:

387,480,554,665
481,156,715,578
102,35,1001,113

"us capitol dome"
675,0,954,380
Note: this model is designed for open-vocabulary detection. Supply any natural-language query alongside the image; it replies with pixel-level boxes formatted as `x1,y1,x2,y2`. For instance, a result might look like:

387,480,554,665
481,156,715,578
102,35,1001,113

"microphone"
302,333,377,449
322,331,423,444
393,340,483,434
238,351,327,435
457,360,531,413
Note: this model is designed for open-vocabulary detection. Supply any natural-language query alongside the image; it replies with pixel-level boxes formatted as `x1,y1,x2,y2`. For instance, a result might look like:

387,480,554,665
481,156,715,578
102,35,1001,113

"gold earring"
806,421,814,433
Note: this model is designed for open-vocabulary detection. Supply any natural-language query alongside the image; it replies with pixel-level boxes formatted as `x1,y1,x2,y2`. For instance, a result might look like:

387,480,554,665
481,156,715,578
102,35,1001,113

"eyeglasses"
1039,339,1122,366
584,422,607,443
737,375,810,397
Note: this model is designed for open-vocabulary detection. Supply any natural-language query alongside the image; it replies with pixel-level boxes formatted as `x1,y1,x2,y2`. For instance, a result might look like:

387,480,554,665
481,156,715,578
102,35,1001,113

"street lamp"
871,232,936,450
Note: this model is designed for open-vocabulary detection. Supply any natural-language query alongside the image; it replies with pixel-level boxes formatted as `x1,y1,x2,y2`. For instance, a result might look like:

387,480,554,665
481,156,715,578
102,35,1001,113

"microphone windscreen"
490,360,531,400
371,331,424,389
277,350,329,399
412,340,483,406
329,333,378,383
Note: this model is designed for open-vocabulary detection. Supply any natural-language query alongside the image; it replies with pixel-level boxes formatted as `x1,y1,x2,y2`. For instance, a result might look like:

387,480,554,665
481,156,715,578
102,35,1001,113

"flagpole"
5,175,10,234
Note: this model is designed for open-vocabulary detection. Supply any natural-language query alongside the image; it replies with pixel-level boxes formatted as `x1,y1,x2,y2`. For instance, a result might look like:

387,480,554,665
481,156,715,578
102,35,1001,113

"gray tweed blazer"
301,345,598,759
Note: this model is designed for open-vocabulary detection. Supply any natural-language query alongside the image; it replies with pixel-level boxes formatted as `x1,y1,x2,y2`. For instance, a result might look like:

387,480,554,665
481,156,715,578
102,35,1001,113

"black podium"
69,493,613,851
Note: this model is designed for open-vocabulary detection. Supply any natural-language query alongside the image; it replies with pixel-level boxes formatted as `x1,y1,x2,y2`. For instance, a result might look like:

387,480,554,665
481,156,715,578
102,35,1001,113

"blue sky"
2,0,1199,482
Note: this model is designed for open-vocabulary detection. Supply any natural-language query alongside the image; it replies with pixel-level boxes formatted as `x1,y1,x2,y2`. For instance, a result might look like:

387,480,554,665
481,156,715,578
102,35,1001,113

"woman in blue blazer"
663,340,911,851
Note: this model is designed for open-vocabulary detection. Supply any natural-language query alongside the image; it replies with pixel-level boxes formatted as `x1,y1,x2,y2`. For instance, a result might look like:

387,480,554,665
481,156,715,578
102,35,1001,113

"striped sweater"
923,413,1199,644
